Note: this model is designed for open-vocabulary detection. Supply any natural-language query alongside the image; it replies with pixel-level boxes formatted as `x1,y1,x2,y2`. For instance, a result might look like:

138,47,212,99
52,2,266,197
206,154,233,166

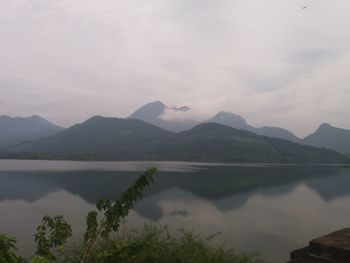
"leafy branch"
0,233,23,263
34,215,72,260
80,167,157,263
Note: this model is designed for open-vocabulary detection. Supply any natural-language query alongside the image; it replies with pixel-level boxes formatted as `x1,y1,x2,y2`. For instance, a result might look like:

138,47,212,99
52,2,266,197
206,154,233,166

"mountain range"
0,101,349,161
3,116,348,163
128,101,307,143
129,101,350,154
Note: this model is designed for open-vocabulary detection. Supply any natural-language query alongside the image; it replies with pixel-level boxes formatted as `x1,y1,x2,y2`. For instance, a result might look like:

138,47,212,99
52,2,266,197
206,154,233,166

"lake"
1,160,350,262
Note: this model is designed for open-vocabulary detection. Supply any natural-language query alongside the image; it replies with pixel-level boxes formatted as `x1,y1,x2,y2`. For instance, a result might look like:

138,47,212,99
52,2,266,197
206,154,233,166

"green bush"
67,224,256,263
0,233,23,263
29,255,51,263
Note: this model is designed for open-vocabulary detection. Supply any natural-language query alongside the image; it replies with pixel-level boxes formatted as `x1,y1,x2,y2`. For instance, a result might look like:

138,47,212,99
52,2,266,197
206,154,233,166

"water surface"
0,160,350,262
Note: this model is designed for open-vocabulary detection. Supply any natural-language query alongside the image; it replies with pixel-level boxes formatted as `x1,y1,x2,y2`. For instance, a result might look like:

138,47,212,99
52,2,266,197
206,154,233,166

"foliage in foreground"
0,234,23,263
81,167,156,262
67,224,256,263
1,168,257,263
35,215,72,260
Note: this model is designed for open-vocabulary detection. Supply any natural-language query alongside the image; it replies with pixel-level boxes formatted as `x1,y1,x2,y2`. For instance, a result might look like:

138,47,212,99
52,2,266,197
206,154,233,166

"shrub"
68,224,256,263
0,233,23,263
29,256,51,263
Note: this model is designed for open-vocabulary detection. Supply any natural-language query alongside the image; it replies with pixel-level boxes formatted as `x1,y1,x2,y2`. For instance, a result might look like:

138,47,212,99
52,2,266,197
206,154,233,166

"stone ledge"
289,228,350,263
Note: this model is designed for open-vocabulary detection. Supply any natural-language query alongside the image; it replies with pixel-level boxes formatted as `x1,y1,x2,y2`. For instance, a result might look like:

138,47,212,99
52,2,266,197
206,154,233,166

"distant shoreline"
0,158,347,166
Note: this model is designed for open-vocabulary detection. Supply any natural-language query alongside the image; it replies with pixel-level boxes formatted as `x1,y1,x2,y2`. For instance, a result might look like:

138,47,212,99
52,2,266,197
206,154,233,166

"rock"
289,228,350,262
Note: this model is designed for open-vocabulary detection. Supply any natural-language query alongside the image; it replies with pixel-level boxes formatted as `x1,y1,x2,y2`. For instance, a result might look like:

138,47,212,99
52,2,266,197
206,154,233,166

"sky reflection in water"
0,160,349,263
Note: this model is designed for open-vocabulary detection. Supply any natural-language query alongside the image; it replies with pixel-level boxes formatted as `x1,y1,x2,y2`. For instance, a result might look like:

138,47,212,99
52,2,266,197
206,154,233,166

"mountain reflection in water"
0,161,349,263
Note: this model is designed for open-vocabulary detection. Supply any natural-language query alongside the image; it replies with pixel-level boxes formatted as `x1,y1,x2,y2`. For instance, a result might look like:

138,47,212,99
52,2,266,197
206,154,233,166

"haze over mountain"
0,115,64,150
302,123,350,155
129,101,198,132
5,116,348,164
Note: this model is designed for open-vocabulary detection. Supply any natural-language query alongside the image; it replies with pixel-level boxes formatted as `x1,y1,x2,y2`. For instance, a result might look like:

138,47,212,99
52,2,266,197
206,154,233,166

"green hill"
144,123,347,163
8,116,172,160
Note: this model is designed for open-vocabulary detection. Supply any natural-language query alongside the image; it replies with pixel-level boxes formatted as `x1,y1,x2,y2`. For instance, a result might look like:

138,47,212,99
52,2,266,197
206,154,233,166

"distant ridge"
302,123,350,154
5,117,348,164
129,101,301,142
0,115,64,150
129,101,349,151
7,116,172,159
205,111,300,142
2,102,349,157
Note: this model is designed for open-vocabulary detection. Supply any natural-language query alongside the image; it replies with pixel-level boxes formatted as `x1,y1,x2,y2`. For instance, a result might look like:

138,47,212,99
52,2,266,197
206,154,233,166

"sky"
0,0,349,137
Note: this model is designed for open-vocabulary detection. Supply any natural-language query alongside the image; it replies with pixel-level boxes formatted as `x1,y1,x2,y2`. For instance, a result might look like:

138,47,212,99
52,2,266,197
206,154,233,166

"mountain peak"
28,115,52,124
303,123,350,154
0,115,64,149
144,100,166,109
129,101,166,120
318,122,332,129
208,111,249,129
87,115,104,120
214,111,245,120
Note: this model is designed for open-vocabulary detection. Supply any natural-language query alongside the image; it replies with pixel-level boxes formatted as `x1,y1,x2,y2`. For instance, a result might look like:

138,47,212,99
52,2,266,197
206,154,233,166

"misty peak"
1,115,54,125
302,122,350,154
128,101,197,132
214,111,246,121
129,101,166,120
0,115,64,149
209,111,248,125
28,115,51,124
319,122,332,129
29,115,47,120
149,100,166,108
86,115,104,122
314,123,336,134
205,111,253,132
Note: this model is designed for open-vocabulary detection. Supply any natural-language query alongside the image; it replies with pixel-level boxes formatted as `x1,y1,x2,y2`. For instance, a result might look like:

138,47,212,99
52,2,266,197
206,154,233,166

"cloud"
0,0,349,136
171,106,191,112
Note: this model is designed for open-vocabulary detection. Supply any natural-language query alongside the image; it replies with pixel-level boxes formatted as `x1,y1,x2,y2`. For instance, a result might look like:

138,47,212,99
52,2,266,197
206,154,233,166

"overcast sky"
1,0,349,137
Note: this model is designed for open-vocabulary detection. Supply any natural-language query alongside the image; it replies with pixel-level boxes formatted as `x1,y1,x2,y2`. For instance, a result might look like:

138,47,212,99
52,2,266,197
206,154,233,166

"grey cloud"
0,0,349,136
237,48,340,93
238,71,294,92
288,49,337,64
171,106,191,112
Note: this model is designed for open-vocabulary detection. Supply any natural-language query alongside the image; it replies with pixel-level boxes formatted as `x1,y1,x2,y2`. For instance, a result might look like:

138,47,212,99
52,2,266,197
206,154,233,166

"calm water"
1,160,350,262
